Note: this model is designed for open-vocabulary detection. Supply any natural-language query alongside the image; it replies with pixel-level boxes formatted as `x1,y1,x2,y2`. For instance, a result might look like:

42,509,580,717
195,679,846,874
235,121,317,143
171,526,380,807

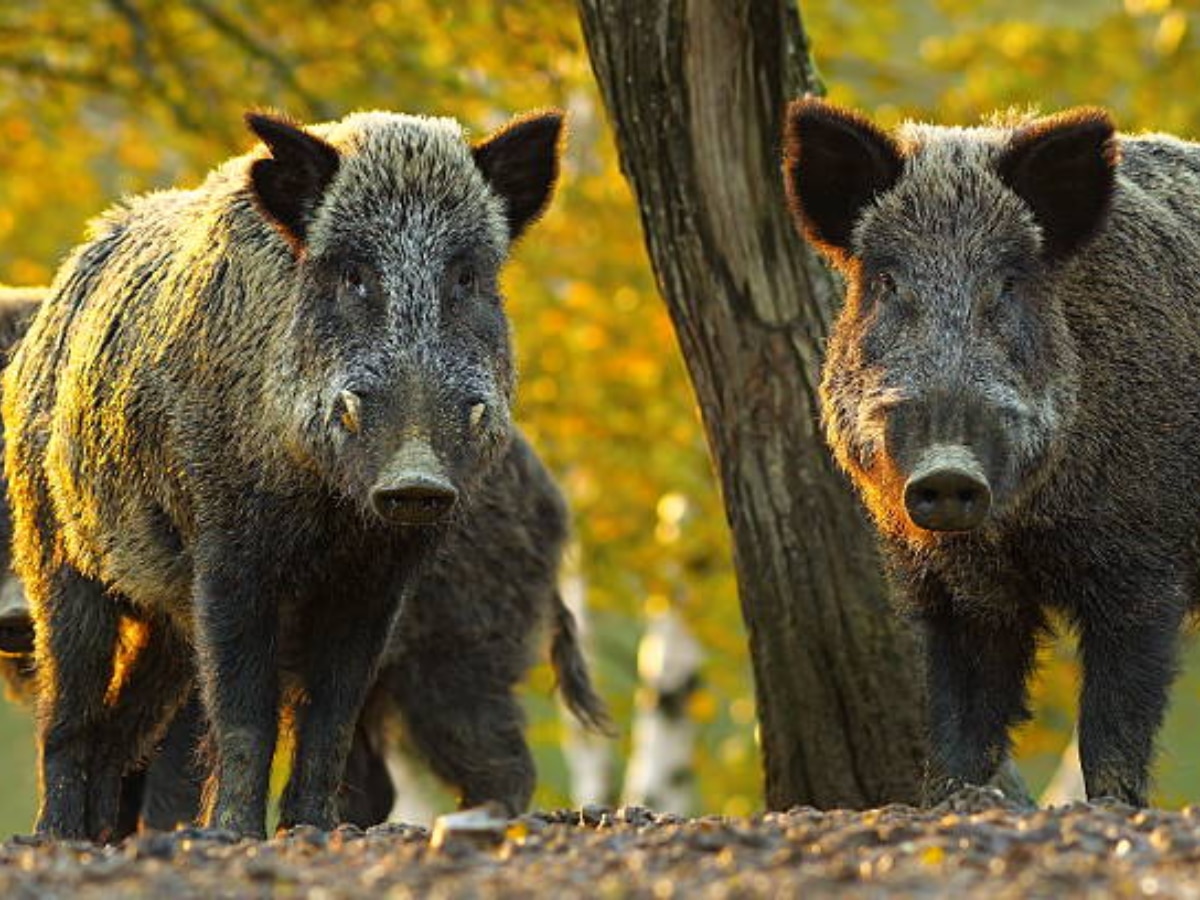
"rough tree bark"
576,0,927,808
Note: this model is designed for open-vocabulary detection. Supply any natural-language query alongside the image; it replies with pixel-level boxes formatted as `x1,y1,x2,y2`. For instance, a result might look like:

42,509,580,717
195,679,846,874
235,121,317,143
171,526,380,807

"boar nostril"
370,477,458,526
903,467,992,532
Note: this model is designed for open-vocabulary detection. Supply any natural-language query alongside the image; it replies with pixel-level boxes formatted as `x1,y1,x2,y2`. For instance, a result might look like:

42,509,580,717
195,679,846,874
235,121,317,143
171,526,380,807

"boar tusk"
469,402,487,430
339,389,361,434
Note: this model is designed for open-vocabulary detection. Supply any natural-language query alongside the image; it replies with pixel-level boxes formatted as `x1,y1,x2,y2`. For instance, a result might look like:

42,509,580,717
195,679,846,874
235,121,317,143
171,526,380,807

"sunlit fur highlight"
4,107,563,839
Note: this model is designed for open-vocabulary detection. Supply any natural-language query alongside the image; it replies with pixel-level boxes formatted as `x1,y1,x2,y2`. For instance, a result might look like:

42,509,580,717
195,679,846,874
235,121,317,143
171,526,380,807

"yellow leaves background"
0,0,1199,830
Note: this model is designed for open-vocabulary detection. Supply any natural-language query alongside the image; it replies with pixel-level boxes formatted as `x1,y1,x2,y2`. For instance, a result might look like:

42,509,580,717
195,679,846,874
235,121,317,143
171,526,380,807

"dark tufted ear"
996,108,1118,262
473,110,564,242
245,112,340,249
783,97,904,266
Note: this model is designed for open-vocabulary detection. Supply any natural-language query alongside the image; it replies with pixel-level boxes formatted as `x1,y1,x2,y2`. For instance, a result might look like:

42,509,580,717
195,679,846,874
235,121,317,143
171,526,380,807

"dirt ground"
2,788,1198,898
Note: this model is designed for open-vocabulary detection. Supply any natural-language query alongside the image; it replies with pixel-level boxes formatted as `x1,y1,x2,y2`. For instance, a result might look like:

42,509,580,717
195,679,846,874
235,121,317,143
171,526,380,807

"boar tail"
550,590,614,736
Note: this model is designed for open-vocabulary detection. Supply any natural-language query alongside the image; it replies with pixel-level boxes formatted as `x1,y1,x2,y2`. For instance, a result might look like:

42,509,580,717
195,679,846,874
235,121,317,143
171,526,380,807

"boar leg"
277,592,399,831
115,770,147,840
140,692,206,830
1077,597,1183,806
84,612,192,839
109,691,206,837
921,608,1040,800
194,569,280,839
34,566,120,839
386,650,534,816
336,706,396,828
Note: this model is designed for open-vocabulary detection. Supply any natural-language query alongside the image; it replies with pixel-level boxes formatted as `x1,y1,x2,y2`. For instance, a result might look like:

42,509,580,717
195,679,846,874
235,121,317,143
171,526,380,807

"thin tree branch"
102,0,207,135
105,0,157,86
0,56,120,91
184,0,334,119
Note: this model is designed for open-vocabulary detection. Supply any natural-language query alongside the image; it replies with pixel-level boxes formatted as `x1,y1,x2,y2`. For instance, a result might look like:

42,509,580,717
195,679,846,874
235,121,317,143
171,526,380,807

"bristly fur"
0,288,44,366
4,106,571,840
784,99,1200,808
0,430,610,831
0,288,45,703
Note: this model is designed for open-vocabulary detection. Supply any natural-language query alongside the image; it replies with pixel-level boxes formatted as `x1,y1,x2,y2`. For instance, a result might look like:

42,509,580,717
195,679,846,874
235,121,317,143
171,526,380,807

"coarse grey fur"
0,291,605,830
785,98,1200,806
0,435,607,830
0,289,208,835
5,107,566,840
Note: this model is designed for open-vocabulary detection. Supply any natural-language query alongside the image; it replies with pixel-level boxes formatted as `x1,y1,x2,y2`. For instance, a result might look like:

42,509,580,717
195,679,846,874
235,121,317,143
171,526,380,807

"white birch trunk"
1040,728,1085,806
620,606,702,815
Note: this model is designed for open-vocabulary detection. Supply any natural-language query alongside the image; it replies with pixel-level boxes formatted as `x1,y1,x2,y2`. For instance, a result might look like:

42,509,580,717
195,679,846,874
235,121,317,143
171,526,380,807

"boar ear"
783,98,903,264
473,110,564,242
245,112,340,248
996,108,1117,261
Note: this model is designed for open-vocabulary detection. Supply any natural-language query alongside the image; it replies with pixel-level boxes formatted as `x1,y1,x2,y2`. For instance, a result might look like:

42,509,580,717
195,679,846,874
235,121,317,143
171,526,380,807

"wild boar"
784,98,1200,806
5,108,565,839
0,286,605,828
0,433,607,832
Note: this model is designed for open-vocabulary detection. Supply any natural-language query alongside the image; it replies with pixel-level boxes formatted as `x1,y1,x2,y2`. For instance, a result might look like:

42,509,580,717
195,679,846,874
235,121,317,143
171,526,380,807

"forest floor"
1,788,1197,898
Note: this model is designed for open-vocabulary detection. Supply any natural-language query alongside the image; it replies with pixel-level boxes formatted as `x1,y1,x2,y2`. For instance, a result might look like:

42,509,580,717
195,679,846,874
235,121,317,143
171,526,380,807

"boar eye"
455,265,477,295
984,276,1017,311
874,271,897,296
340,264,369,300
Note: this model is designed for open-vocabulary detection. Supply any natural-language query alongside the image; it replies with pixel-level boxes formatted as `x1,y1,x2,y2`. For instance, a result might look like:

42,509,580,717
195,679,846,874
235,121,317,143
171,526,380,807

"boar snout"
903,446,992,532
0,578,32,656
371,437,458,526
370,476,457,525
0,613,33,657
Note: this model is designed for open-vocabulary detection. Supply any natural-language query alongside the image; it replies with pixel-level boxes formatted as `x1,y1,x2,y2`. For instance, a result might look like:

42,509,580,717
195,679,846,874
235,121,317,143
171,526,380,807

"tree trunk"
576,0,927,808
